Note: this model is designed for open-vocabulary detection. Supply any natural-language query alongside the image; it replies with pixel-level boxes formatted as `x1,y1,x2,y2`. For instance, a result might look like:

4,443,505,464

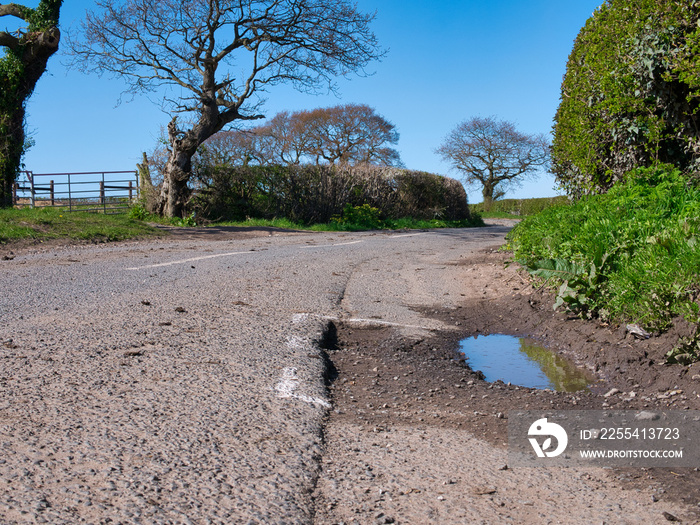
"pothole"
458,334,594,392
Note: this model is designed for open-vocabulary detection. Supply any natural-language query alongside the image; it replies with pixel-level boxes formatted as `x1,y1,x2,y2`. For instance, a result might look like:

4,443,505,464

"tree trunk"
482,182,495,212
0,25,60,207
155,111,228,217
0,106,25,207
156,152,192,218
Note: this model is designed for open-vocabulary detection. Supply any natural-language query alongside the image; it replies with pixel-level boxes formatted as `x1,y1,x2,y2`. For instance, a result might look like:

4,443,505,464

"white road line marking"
126,250,254,270
300,240,363,249
320,314,438,331
389,232,428,238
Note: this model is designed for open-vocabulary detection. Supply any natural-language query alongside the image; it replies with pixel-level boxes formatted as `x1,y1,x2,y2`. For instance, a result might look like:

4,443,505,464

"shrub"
190,164,471,224
470,196,570,216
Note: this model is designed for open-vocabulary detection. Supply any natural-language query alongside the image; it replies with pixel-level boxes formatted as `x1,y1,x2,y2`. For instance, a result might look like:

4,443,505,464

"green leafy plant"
666,330,700,365
128,202,149,221
338,204,382,229
508,166,700,334
172,213,197,227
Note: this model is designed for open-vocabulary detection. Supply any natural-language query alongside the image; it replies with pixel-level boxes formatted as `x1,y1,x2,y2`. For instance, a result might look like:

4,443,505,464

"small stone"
635,411,661,421
604,388,620,398
473,486,497,495
662,511,680,522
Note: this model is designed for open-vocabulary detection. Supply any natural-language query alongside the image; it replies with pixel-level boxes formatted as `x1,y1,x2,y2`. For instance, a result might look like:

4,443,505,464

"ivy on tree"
0,0,62,207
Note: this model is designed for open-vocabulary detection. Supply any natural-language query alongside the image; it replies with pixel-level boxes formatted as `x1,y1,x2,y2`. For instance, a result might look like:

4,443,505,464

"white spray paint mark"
126,250,254,270
291,313,310,324
275,366,331,408
319,314,437,331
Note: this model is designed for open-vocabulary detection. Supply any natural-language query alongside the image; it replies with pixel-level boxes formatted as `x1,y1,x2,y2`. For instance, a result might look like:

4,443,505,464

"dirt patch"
314,249,700,523
149,224,306,241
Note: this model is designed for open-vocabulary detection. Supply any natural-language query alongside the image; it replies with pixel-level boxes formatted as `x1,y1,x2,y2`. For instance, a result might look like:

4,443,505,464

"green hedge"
470,196,570,216
191,164,471,224
552,1,700,196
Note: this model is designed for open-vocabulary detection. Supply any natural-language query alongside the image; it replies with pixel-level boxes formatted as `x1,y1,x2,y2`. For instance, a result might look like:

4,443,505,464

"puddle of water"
458,334,593,392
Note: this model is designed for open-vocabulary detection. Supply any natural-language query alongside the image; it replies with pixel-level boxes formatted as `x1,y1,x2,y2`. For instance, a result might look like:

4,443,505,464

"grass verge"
506,166,700,361
213,216,481,231
0,207,161,244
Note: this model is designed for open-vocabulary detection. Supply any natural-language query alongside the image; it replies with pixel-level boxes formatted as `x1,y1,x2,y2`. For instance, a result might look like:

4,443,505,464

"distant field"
470,196,570,218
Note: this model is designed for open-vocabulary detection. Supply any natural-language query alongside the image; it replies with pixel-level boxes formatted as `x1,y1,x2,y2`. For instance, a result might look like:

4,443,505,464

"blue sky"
17,0,602,204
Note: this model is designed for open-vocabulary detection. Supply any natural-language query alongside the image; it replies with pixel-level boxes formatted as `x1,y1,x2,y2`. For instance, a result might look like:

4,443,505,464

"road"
0,226,510,524
3,225,691,524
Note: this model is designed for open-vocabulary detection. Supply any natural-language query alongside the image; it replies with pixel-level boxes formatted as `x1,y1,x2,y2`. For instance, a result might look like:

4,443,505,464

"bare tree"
68,0,383,217
0,0,61,206
305,104,402,166
436,117,550,209
256,110,316,165
206,103,402,168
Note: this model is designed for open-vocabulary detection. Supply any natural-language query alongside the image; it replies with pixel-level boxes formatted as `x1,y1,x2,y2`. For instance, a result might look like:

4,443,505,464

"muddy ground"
314,248,700,524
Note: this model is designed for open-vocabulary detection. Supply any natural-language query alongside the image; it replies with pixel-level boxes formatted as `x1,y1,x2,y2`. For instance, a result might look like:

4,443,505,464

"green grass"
0,207,161,244
507,166,700,341
0,203,484,246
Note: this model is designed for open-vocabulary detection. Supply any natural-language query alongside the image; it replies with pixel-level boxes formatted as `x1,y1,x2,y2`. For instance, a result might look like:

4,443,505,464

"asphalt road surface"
0,226,511,524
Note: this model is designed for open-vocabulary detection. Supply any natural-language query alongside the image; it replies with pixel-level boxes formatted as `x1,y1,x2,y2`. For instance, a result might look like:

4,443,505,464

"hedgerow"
189,164,472,225
552,1,700,196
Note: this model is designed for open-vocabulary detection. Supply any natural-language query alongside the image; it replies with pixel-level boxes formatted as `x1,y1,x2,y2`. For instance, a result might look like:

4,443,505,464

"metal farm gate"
12,171,139,213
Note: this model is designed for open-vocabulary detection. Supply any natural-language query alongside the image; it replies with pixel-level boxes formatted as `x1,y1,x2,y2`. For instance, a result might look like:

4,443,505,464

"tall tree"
304,104,402,166
69,0,383,217
0,0,62,207
436,117,550,209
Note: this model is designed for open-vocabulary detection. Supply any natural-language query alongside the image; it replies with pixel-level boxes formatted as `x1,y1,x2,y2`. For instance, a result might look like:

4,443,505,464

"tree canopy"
436,116,549,209
69,0,383,217
552,0,700,196
0,0,62,206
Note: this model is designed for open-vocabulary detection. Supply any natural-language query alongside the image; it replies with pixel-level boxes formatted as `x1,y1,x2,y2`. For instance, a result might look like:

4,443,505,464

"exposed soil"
314,248,700,524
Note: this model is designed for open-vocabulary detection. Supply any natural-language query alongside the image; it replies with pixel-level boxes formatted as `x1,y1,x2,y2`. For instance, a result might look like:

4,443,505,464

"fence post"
129,181,133,201
12,182,17,205
68,173,72,212
100,180,105,213
29,172,35,208
50,180,54,206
